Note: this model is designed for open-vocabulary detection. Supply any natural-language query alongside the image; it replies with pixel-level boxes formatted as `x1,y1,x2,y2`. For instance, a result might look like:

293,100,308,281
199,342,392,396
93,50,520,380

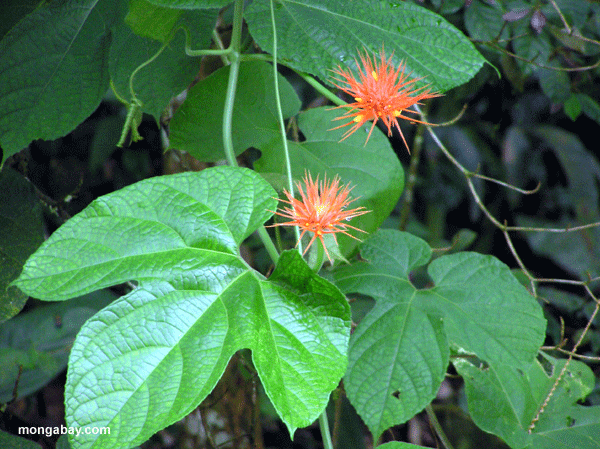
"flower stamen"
330,46,443,152
268,172,370,263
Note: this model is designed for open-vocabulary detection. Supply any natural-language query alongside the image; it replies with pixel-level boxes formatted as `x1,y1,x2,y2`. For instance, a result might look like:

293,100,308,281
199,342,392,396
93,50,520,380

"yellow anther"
353,115,363,122
393,110,402,116
371,71,378,81
354,97,363,102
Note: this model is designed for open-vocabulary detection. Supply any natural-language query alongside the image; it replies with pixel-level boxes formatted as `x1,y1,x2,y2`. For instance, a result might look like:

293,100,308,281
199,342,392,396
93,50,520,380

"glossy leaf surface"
15,167,350,448
245,0,485,92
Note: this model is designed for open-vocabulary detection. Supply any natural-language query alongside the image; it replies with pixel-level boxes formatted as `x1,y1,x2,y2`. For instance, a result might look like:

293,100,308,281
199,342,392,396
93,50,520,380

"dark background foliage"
1,0,599,448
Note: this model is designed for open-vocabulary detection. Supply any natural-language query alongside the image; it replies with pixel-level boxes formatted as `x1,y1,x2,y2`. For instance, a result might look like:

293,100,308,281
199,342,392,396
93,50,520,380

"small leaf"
564,94,582,121
169,60,301,161
245,0,485,92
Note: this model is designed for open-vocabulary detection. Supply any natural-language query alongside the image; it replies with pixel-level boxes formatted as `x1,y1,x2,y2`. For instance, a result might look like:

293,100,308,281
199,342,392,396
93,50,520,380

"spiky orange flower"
330,47,442,152
270,173,370,263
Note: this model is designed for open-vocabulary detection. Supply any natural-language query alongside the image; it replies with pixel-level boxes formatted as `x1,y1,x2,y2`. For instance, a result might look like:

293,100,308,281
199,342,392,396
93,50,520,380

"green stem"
183,26,232,58
318,409,334,449
308,237,326,272
258,226,279,264
298,71,343,106
221,0,244,167
220,0,279,265
269,0,302,255
425,404,454,449
222,56,240,166
129,38,172,101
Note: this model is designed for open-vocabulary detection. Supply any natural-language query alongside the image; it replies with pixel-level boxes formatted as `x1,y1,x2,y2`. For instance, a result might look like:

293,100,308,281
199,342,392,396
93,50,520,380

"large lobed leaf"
15,167,351,449
330,229,547,441
245,0,486,92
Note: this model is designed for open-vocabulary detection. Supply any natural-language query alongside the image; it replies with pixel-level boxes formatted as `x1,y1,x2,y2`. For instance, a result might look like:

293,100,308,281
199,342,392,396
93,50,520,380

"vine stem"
267,2,333,447
269,0,302,255
319,410,334,449
221,0,243,167
425,404,454,449
221,0,279,264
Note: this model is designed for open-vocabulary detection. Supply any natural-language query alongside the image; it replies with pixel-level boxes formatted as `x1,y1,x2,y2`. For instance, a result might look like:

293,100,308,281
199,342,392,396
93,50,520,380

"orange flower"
270,173,370,263
330,47,442,152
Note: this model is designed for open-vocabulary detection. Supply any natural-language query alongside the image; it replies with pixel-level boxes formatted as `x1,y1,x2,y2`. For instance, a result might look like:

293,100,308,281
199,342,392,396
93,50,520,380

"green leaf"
575,93,600,125
125,0,219,47
146,0,232,8
537,68,570,104
169,60,301,161
0,0,40,41
245,0,485,92
15,167,350,448
517,216,600,281
511,20,554,77
564,94,582,121
111,6,218,120
464,0,510,43
0,168,44,322
255,107,403,256
330,229,546,440
0,430,43,449
376,443,429,449
126,0,183,42
454,354,600,449
0,0,124,165
534,126,600,217
0,291,116,403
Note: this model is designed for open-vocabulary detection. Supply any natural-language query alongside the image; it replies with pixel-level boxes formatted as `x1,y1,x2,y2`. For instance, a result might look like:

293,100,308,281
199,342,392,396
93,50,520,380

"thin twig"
425,404,454,449
550,0,571,34
528,288,600,433
541,346,600,362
